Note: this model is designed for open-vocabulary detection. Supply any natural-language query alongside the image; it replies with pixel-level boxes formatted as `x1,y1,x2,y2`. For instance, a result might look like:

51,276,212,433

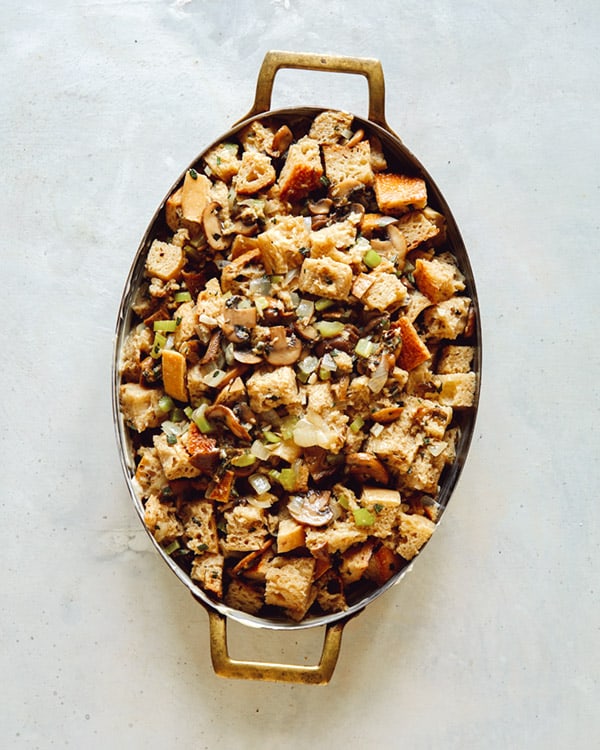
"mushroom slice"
199,330,222,365
204,404,252,442
269,125,294,157
287,490,334,527
346,452,390,485
307,198,333,215
387,224,408,266
203,201,228,251
265,326,302,366
233,349,263,365
370,406,403,423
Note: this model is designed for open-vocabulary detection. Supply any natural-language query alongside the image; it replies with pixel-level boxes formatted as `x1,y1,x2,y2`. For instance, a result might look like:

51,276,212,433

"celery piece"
315,320,345,338
353,507,375,527
363,249,382,269
153,319,178,332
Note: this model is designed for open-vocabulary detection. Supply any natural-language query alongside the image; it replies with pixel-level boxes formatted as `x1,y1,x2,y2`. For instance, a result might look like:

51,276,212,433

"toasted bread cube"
278,136,323,201
181,170,212,224
305,520,368,555
437,345,475,374
373,173,427,215
119,324,153,382
145,240,185,282
224,579,264,615
134,446,168,497
396,316,431,371
277,515,306,553
423,297,472,340
365,545,402,586
182,499,219,554
119,383,166,432
395,513,436,560
165,187,184,232
191,552,225,598
395,210,440,251
257,215,310,274
204,142,241,182
239,119,276,153
433,372,477,408
414,257,465,304
185,422,220,471
339,541,374,584
360,212,388,237
246,366,301,413
361,272,407,311
144,493,182,544
153,433,202,480
315,570,347,613
234,151,276,195
309,110,354,144
223,505,268,552
323,141,373,198
403,289,433,323
265,556,316,616
298,257,353,300
309,220,356,259
160,348,188,402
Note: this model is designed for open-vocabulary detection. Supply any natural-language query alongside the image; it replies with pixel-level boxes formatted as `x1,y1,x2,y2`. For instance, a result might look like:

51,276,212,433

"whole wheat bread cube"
395,513,436,560
264,556,316,615
437,345,475,374
298,257,353,300
119,383,166,432
182,499,219,554
191,552,225,598
144,493,182,544
322,141,373,198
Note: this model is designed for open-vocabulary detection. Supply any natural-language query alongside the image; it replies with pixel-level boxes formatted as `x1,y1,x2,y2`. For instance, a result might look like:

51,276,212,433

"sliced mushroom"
233,349,263,365
222,306,258,344
287,490,333,527
261,298,296,326
387,224,408,266
370,406,403,423
346,452,390,485
227,220,259,237
269,125,294,157
307,198,333,215
314,324,359,356
346,128,365,148
204,404,252,442
265,326,302,366
303,446,339,483
202,201,228,251
199,330,222,365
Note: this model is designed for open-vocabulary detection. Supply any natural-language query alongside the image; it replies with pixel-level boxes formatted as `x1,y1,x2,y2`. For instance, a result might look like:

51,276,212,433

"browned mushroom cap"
346,128,365,148
370,406,403,423
204,404,252,441
228,220,259,237
233,349,263,365
203,201,228,251
287,490,333,527
265,326,302,365
346,452,390,485
260,298,296,326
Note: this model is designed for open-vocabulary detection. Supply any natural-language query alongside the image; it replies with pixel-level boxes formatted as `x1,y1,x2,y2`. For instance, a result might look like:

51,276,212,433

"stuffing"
118,108,478,622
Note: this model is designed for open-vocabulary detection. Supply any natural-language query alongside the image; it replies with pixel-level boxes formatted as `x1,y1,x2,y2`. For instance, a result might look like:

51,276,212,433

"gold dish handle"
242,50,387,127
207,609,347,685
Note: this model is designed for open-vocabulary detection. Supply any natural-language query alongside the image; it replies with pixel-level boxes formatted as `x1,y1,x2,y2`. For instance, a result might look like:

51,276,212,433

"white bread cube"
144,493,183,544
414,257,465,304
246,366,301,413
423,297,472,340
278,136,323,201
119,383,166,432
145,240,185,281
373,173,427,215
298,257,353,300
204,142,241,182
323,141,373,198
233,151,276,195
309,110,354,144
257,215,310,274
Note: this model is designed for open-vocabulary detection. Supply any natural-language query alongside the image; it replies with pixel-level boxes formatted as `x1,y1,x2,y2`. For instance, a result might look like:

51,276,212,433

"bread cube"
396,316,431,371
144,493,182,544
373,173,427,215
395,512,436,560
323,141,373,198
361,272,407,311
278,136,323,201
414,257,465,304
298,257,353,300
437,345,476,374
204,142,241,182
234,151,276,195
145,240,185,281
246,366,301,413
309,110,354,144
153,433,202,480
191,552,225,598
422,297,472,340
257,215,310,274
119,383,166,432
265,556,316,617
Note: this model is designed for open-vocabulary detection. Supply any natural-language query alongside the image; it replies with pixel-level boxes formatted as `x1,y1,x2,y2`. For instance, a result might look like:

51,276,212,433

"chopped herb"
213,233,221,241
373,503,384,514
320,175,330,188
166,434,177,445
196,543,208,552
188,168,198,180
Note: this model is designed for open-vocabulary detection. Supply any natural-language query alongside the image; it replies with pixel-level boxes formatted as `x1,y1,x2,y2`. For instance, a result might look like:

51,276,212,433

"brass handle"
241,50,387,127
207,609,346,685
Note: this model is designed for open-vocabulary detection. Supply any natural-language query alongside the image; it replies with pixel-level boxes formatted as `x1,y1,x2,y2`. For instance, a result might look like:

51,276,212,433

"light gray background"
3,1,598,748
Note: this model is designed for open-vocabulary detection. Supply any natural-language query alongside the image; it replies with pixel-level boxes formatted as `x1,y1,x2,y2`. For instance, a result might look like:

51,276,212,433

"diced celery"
363,249,382,269
315,321,345,338
153,319,178,332
353,507,375,527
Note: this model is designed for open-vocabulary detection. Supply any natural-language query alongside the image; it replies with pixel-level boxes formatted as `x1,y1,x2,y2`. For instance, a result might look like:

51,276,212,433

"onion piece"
250,439,271,461
248,473,272,495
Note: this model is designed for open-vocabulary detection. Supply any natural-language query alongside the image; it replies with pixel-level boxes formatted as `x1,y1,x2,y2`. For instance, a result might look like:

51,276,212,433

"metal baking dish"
112,51,481,684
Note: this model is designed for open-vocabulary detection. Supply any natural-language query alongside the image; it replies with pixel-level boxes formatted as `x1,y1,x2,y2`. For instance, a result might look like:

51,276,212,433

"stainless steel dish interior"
113,105,481,634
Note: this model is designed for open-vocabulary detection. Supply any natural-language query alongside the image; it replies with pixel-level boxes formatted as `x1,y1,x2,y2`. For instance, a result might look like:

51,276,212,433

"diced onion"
250,439,271,461
298,356,319,376
370,422,384,437
355,337,376,358
249,277,272,296
428,440,448,457
320,352,337,372
248,473,272,495
368,356,390,394
296,298,315,321
247,492,277,509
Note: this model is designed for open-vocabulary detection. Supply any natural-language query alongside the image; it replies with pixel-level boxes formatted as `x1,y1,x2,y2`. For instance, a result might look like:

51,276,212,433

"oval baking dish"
112,51,481,684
